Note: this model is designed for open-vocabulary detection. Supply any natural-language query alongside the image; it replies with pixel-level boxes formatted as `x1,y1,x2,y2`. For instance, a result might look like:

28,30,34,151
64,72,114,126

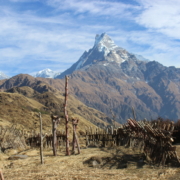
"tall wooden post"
64,76,70,156
39,112,44,164
52,118,57,156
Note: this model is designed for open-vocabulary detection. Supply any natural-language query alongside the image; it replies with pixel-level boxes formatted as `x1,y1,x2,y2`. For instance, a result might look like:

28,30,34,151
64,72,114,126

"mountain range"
0,69,61,80
1,33,180,123
56,33,180,121
34,68,61,78
0,74,113,133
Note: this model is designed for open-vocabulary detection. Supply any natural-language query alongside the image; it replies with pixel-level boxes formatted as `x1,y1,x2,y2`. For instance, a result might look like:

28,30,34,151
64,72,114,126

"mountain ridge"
53,33,180,121
57,33,142,79
1,33,180,122
34,68,61,78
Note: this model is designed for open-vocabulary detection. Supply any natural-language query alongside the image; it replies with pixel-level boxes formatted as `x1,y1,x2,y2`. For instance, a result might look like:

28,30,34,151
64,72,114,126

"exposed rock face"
57,33,139,79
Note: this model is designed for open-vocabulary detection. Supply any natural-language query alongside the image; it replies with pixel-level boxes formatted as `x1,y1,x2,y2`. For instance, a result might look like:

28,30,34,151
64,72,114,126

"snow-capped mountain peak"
57,33,146,78
0,71,9,80
35,69,61,78
94,33,119,56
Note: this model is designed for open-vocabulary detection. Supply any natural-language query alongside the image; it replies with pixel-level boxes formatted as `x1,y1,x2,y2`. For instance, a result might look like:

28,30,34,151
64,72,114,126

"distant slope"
1,34,180,122
0,79,7,87
0,91,108,133
0,74,58,93
4,85,111,129
0,92,48,129
2,66,180,123
53,33,180,121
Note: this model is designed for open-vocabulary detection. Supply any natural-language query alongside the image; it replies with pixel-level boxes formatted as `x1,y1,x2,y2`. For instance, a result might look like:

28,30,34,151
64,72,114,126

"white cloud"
108,28,180,67
0,5,117,76
0,0,180,76
0,4,118,69
0,8,88,61
136,0,180,39
46,0,138,17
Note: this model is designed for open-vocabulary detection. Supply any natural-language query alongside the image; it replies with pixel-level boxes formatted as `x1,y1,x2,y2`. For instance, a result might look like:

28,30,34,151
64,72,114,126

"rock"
92,160,98,167
8,154,28,160
84,156,102,168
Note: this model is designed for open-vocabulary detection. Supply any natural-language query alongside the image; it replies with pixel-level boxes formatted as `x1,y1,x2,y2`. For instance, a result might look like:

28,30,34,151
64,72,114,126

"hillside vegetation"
0,83,111,133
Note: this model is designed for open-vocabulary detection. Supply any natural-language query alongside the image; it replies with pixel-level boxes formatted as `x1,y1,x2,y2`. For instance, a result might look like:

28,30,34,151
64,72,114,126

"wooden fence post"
72,118,80,154
51,115,61,156
72,120,76,154
64,76,70,156
0,168,4,180
39,112,44,164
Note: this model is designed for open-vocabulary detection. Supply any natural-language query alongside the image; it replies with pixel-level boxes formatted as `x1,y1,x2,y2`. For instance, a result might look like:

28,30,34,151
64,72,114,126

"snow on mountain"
35,69,61,78
133,54,149,62
57,33,140,78
93,33,133,65
77,33,129,69
94,33,119,56
0,71,9,80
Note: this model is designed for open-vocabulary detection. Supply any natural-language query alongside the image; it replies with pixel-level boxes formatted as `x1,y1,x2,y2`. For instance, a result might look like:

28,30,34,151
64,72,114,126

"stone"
92,160,98,167
8,154,28,160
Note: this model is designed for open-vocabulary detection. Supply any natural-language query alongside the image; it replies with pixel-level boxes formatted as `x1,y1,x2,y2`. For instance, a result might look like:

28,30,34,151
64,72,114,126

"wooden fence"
1,118,180,166
26,131,66,149
85,119,179,166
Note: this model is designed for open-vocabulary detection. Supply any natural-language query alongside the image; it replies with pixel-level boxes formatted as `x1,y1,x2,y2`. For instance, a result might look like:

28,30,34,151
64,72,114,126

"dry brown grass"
0,94,104,145
0,90,110,133
1,145,180,180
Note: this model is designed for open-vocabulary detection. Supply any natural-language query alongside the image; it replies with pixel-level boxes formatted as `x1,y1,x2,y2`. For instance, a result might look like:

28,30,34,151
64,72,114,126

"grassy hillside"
0,85,112,134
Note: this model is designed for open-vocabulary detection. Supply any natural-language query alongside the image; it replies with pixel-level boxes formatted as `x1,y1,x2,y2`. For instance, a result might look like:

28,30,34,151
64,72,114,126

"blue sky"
0,0,180,77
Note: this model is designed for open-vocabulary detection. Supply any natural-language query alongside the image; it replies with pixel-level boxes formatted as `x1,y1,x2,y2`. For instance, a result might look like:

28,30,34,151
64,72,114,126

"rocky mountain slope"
55,33,180,122
1,33,180,122
58,33,138,78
